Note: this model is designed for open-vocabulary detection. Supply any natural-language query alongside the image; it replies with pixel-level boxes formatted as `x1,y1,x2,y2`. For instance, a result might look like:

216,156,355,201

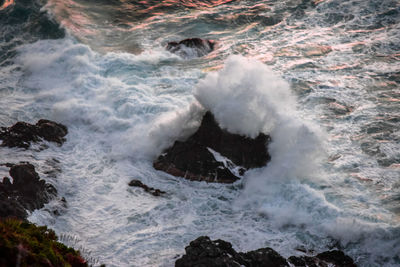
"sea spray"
13,37,202,163
192,59,400,265
195,55,297,137
194,55,330,226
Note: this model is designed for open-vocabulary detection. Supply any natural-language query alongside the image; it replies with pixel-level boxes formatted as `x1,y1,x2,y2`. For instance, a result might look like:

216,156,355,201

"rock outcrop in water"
128,179,166,197
153,111,270,183
175,236,356,267
0,119,68,148
288,250,357,267
0,163,57,220
0,118,91,266
166,38,216,58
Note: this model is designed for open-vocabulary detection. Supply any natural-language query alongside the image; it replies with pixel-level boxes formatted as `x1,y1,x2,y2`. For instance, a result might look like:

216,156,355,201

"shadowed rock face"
0,163,57,220
190,112,270,169
166,38,216,58
175,236,357,267
175,236,289,267
0,119,68,148
288,250,357,267
153,111,270,183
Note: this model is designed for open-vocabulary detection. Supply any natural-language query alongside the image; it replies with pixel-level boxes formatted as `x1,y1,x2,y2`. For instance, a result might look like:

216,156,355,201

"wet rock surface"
175,236,288,267
0,163,57,220
128,179,166,197
288,250,357,267
0,119,68,148
166,38,216,58
175,236,357,267
154,111,270,183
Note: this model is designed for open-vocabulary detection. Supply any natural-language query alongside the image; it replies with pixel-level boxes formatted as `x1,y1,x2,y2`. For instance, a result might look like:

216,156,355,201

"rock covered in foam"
0,119,68,148
153,111,270,183
166,38,216,58
0,163,57,220
176,236,357,267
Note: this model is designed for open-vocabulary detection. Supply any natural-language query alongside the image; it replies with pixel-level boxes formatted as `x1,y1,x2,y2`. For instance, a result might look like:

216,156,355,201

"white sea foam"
194,56,329,226
195,55,297,138
196,55,325,181
193,55,400,265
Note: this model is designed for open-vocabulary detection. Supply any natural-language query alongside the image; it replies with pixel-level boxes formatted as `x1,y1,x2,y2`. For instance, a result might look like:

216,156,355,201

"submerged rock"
0,163,57,220
176,236,357,267
154,111,270,183
166,38,216,58
128,179,166,197
0,119,68,148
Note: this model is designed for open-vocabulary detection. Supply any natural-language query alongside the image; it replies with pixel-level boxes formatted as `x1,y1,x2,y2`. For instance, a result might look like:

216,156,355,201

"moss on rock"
0,218,87,267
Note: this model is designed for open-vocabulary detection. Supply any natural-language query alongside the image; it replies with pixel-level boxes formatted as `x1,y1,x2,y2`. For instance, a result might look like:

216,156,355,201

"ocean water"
0,0,399,266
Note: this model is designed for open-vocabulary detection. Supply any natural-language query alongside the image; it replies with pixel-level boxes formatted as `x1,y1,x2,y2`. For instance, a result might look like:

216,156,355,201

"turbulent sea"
1,0,399,266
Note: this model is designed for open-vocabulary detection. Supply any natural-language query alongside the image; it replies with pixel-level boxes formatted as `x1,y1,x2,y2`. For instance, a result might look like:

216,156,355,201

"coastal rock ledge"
153,111,270,183
0,163,57,220
175,236,356,267
0,119,68,148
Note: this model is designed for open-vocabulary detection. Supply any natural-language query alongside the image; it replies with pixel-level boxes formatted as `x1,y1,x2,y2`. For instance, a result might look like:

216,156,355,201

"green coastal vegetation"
0,218,87,267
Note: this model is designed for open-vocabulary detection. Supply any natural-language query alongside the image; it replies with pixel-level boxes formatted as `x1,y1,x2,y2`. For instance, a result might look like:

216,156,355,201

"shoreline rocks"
153,111,270,183
175,236,356,267
0,119,68,219
0,119,93,266
0,163,57,220
0,119,68,148
166,38,216,58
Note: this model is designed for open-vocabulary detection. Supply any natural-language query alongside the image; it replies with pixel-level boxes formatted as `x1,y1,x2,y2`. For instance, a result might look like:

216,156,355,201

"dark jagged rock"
239,248,289,267
0,163,57,220
175,236,288,267
287,250,357,267
0,119,68,148
153,111,270,183
36,119,68,144
154,141,241,183
176,237,356,267
175,236,242,267
316,250,356,266
190,112,270,169
166,38,216,58
128,179,166,197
